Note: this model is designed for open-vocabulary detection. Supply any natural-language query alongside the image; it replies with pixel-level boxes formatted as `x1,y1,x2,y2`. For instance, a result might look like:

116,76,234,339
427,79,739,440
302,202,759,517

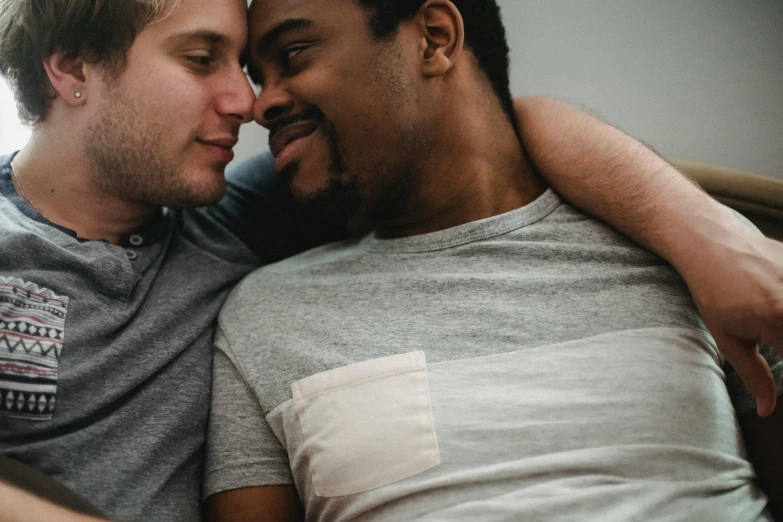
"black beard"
281,113,373,239
280,105,419,240
292,176,370,241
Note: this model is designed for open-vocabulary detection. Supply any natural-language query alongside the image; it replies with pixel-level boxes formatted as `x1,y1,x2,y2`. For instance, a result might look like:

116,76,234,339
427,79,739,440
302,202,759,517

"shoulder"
524,199,660,261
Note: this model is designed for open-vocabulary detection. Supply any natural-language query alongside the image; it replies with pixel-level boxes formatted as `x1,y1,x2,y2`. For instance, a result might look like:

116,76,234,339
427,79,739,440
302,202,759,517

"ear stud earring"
75,92,82,99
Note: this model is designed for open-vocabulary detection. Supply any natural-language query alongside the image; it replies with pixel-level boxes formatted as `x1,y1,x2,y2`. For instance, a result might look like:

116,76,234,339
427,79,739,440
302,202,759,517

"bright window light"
0,78,31,155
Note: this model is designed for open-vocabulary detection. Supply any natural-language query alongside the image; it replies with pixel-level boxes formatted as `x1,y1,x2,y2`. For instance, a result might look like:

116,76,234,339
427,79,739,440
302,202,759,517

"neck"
13,128,158,244
375,91,544,239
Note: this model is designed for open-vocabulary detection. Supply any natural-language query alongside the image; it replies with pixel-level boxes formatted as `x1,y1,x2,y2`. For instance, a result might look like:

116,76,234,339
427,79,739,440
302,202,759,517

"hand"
685,231,783,417
509,96,783,415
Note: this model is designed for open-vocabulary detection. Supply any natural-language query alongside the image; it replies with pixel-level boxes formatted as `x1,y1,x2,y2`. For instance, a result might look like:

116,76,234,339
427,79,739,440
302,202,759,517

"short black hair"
357,0,514,124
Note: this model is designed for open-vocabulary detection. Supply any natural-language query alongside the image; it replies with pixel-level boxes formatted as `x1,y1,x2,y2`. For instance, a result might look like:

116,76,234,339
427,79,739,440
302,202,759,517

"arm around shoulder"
514,96,783,417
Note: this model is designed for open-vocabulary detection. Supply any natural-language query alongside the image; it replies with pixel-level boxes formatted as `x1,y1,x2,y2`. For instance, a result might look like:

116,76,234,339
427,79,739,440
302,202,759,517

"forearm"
206,486,305,522
0,482,110,522
515,96,783,416
514,96,746,279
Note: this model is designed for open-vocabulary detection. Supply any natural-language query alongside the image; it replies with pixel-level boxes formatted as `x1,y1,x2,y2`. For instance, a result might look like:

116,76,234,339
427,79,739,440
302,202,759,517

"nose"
216,66,256,124
252,80,295,129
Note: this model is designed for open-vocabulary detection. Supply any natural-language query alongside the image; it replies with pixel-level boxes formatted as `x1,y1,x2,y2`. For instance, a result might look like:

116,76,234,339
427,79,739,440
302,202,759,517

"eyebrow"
164,30,227,48
255,18,313,57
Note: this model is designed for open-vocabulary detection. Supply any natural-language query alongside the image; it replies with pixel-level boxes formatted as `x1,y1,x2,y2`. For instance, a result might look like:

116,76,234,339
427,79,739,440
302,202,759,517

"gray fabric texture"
0,153,259,521
208,189,779,521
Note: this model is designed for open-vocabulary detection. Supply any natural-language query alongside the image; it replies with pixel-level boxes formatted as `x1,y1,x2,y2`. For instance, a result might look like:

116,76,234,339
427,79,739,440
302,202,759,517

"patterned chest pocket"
0,277,69,421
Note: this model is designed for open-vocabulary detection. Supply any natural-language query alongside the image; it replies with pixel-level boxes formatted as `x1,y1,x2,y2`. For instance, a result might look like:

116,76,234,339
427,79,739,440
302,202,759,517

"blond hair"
0,0,181,125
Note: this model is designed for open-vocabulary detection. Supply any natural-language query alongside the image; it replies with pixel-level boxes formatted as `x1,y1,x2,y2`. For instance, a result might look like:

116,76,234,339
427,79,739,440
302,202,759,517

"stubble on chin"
294,176,371,239
289,127,425,239
83,91,224,209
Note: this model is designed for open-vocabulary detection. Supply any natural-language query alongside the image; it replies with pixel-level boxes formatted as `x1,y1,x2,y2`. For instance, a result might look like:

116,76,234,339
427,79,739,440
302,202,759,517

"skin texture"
12,0,254,242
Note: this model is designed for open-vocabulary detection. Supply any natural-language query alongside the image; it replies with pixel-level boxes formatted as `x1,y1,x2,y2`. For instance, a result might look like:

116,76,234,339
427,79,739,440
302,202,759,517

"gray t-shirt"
208,189,781,521
0,152,318,521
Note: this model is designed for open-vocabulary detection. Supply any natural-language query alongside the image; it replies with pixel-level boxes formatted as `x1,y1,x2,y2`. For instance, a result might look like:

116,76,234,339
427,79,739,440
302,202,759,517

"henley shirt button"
129,234,143,246
126,250,138,261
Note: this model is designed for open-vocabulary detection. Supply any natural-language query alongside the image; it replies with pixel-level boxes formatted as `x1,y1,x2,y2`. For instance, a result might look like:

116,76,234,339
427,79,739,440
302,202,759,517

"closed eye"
285,46,307,60
186,55,214,67
281,44,311,68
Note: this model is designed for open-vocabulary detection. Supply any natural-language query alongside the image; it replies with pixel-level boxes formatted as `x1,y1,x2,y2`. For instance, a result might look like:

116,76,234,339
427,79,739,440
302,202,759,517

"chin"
161,176,226,209
194,165,228,196
285,165,333,201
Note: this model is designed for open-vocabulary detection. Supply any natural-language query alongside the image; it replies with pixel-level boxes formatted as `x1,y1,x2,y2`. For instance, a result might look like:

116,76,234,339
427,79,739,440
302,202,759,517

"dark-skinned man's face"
248,0,431,228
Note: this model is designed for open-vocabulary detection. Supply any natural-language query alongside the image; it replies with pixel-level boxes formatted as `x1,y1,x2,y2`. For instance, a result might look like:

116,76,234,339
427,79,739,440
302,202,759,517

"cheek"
315,88,385,142
132,67,211,121
292,60,410,161
338,104,402,161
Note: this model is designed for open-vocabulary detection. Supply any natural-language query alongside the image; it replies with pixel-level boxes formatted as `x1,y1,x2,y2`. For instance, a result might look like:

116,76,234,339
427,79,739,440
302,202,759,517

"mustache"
267,106,326,142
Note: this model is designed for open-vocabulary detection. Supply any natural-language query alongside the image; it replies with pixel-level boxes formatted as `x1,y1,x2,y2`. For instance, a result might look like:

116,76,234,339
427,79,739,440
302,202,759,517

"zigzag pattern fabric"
0,276,68,421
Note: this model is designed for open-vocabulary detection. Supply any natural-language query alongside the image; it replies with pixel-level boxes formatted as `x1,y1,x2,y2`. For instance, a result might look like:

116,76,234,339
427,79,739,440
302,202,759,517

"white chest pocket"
291,351,440,497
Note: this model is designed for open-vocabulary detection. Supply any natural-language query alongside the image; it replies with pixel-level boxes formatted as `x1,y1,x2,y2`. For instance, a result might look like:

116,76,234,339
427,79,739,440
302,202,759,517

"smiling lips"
269,120,319,169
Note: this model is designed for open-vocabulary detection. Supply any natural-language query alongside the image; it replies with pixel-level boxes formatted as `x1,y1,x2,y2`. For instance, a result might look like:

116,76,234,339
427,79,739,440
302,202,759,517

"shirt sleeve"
206,153,347,264
204,325,294,499
725,343,783,416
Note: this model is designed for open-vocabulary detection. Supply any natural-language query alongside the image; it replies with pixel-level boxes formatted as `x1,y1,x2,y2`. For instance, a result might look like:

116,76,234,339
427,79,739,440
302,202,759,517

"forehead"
139,0,249,45
248,0,366,42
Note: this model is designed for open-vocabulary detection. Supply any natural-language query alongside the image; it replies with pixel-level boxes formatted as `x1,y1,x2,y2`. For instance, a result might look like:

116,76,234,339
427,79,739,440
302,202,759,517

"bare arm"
740,405,783,519
516,96,783,416
206,485,304,522
0,482,110,522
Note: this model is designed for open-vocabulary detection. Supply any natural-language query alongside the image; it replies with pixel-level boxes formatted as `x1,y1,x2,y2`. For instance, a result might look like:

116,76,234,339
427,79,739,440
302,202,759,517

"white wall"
235,1,783,179
500,0,783,178
0,79,32,153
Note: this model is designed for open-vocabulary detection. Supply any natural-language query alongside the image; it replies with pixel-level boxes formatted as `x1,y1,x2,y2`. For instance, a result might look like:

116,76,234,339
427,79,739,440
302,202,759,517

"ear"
42,51,90,105
415,0,464,78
